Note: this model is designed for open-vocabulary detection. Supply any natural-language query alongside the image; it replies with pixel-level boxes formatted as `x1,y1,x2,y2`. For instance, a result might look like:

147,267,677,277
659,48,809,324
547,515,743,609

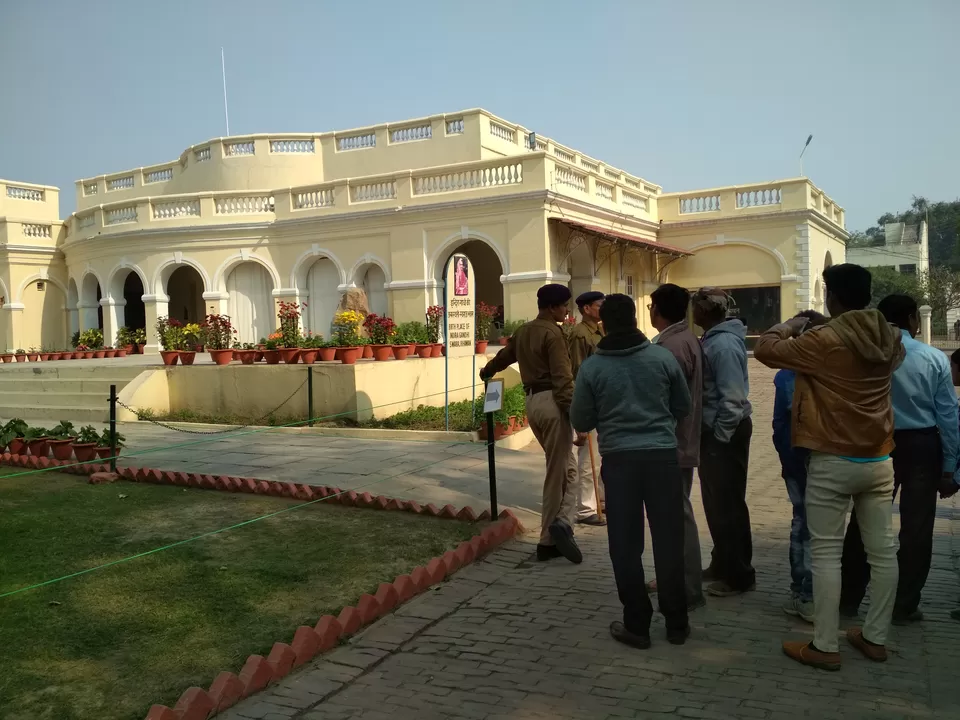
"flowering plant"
200,314,235,350
301,331,325,349
278,301,305,348
133,328,147,345
363,313,396,345
155,316,185,351
183,323,203,351
332,310,364,346
475,301,496,342
76,344,89,352
425,305,444,343
264,332,282,350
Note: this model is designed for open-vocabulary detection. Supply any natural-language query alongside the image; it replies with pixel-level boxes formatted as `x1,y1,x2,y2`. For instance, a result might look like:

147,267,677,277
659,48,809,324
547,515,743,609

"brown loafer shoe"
846,627,887,662
646,579,658,593
782,641,841,671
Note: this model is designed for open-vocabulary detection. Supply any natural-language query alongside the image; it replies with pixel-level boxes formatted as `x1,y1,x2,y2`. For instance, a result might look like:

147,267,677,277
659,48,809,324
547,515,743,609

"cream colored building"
0,109,847,353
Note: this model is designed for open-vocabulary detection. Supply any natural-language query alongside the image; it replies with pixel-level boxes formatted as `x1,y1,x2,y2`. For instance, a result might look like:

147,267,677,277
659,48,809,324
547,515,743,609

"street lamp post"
799,134,813,177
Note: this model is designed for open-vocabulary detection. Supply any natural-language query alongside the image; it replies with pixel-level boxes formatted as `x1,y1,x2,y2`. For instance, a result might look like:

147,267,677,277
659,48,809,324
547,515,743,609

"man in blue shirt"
840,294,960,624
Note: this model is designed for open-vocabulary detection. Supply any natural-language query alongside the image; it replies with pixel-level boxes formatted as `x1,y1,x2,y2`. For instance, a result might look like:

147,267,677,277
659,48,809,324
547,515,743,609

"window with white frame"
625,274,635,299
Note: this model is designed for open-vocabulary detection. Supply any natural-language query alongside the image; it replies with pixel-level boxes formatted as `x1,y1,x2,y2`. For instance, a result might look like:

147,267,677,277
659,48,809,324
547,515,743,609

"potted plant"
38,348,52,361
391,325,411,360
0,352,12,363
26,347,39,362
178,323,202,365
46,349,60,361
332,310,364,365
426,305,445,356
116,326,134,354
24,426,51,457
1,418,28,454
262,333,282,364
104,346,117,358
48,420,77,461
500,319,525,345
316,339,337,362
475,301,496,354
155,316,180,365
201,314,236,365
14,348,27,362
97,428,126,459
277,300,304,364
299,333,322,365
133,328,146,353
78,329,105,357
233,341,256,365
72,424,101,463
363,313,396,361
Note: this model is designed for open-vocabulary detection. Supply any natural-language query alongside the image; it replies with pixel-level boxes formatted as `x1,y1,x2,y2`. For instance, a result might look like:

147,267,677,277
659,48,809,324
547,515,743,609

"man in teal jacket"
571,294,692,649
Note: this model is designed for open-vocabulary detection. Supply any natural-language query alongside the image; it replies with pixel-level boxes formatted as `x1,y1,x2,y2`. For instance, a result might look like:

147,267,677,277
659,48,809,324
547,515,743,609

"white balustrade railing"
195,147,211,162
679,195,721,214
604,168,621,180
413,162,523,195
144,167,174,184
153,199,201,219
295,188,335,209
390,124,432,143
535,138,548,151
554,147,576,164
595,182,614,200
624,177,642,189
489,121,516,143
78,214,95,230
83,182,98,196
350,182,396,203
581,158,600,173
107,176,135,191
105,206,138,225
445,118,464,134
270,139,315,153
555,166,587,193
622,192,648,211
22,224,52,238
224,141,255,156
338,132,376,151
214,195,273,214
6,185,44,201
736,187,781,208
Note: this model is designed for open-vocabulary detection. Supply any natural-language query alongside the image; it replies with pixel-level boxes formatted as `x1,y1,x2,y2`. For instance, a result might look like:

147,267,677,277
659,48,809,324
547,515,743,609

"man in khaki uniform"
481,284,584,563
568,291,606,526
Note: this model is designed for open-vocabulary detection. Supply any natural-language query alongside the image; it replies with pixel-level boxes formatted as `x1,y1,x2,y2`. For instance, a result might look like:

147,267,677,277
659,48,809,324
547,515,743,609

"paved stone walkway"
210,362,960,719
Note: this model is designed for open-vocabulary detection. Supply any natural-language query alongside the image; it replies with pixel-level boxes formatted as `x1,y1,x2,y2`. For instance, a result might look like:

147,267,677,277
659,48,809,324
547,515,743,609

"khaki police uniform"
568,319,605,519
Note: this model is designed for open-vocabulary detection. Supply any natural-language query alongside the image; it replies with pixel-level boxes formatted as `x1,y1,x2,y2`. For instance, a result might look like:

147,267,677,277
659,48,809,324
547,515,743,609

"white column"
202,291,229,317
919,304,932,345
100,297,125,347
141,293,169,354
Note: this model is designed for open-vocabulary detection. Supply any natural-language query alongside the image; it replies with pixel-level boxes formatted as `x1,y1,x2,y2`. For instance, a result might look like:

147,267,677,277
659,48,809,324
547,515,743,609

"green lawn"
0,469,477,720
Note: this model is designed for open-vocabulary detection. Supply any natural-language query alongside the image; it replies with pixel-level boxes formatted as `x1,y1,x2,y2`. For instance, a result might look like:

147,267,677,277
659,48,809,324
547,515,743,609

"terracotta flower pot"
339,347,362,365
362,345,373,359
83,351,95,360
300,349,319,365
279,348,301,364
72,443,98,463
415,344,432,359
27,353,39,361
49,439,75,461
96,446,116,460
26,437,50,457
235,350,256,365
115,349,127,358
318,347,337,362
15,354,26,362
209,349,234,366
123,344,134,354
436,344,446,357
105,349,117,358
392,345,411,360
475,341,489,354
71,351,82,359
160,350,179,366
39,353,51,361
407,342,416,354
93,350,106,359
254,351,265,362
371,345,393,361
263,350,281,365
0,354,12,363
9,438,26,455
499,337,510,346
178,351,197,365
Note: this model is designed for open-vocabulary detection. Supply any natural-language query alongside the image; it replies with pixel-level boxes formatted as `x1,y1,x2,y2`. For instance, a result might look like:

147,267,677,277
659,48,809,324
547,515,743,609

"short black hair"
650,284,690,324
599,293,637,334
822,263,872,311
877,294,918,330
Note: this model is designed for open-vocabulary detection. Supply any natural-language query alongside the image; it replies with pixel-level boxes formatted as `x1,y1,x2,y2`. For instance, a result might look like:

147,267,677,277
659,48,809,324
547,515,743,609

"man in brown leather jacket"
755,263,904,671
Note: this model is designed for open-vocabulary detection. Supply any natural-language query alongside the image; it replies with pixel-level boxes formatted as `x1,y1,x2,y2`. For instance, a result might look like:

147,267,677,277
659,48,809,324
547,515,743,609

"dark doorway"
167,266,205,324
123,273,146,330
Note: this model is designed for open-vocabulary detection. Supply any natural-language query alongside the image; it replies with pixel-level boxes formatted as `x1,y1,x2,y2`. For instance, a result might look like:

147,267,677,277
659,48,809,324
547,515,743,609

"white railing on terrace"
22,223,52,238
350,182,396,203
554,147,576,164
445,118,464,134
679,195,721,214
737,187,781,208
215,195,273,214
295,188,334,209
224,141,255,156
105,206,138,225
144,168,174,184
413,162,522,195
391,124,432,143
595,182,614,201
555,166,587,193
338,132,376,151
270,139,315,153
624,177,642,190
622,192,647,211
78,215,95,230
83,183,98,196
535,138,549,151
581,158,600,173
5,185,44,201
489,121,516,143
195,147,211,162
604,168,621,180
153,199,201,219
107,176,135,191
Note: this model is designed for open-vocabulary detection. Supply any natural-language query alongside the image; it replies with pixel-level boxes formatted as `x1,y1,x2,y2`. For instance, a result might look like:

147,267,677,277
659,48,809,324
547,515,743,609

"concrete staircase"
0,362,146,423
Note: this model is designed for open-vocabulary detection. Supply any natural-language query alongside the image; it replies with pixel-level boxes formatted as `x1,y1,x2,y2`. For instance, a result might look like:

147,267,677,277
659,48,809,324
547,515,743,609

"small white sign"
484,379,504,414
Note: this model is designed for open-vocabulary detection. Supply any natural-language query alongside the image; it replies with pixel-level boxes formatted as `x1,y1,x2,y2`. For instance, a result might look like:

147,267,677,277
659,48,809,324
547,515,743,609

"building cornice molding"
660,208,848,240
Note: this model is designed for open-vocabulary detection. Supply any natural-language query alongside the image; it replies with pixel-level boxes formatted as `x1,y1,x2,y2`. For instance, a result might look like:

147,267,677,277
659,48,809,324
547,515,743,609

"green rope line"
0,443,491,600
0,380,493,481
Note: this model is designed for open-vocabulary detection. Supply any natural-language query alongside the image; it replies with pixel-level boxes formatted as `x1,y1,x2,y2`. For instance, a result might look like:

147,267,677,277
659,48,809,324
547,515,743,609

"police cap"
537,283,572,308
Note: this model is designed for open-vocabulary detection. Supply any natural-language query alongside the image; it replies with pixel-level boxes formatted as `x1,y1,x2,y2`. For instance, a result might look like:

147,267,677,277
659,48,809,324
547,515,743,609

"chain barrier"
116,378,308,435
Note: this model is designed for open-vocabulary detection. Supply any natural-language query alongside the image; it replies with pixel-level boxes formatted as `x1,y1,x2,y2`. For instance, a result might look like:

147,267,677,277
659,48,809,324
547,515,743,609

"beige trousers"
806,453,898,652
526,391,578,544
575,429,603,519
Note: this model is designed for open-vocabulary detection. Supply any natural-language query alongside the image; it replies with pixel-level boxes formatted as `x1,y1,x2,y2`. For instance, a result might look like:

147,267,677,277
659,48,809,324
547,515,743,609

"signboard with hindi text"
443,253,475,357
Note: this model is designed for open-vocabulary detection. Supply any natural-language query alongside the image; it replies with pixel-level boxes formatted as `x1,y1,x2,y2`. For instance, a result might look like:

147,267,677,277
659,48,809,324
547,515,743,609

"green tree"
868,266,921,308
856,197,960,268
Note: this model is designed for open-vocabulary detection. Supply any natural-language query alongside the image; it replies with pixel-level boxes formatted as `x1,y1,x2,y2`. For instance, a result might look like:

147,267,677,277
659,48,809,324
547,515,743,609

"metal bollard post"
307,367,314,427
109,384,117,473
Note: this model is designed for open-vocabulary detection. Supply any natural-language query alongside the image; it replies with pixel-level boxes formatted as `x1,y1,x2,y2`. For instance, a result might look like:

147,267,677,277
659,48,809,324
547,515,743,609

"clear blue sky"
1,0,956,231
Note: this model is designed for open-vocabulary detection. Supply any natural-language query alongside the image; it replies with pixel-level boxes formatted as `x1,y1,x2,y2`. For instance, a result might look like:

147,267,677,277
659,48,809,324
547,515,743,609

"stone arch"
79,270,103,331
17,273,68,304
153,256,211,297
214,252,281,295
290,245,347,289
431,231,507,310
350,254,391,317
0,276,9,305
108,262,148,332
824,250,834,269
226,261,277,344
22,279,67,351
680,236,790,277
430,230,509,282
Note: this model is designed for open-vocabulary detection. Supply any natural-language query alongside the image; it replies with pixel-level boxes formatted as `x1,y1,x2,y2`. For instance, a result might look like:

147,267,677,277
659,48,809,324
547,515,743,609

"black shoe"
687,595,707,612
576,514,606,526
839,604,860,619
536,544,563,561
610,621,650,650
892,609,924,626
549,520,583,564
667,625,691,645
701,566,720,583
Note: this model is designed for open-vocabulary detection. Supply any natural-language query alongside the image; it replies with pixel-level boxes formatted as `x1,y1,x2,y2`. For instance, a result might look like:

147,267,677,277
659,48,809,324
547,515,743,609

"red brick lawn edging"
0,452,525,720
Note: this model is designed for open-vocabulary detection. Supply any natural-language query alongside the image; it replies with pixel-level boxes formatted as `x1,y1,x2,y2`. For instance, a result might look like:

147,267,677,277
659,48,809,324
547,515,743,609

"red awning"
554,219,691,257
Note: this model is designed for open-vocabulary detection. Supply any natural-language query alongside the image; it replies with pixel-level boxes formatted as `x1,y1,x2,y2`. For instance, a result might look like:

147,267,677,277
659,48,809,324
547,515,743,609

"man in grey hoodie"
693,287,756,598
571,294,692,649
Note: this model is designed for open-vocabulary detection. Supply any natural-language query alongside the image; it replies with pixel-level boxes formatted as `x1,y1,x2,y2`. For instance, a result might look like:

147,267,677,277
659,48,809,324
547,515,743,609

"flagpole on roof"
221,47,230,136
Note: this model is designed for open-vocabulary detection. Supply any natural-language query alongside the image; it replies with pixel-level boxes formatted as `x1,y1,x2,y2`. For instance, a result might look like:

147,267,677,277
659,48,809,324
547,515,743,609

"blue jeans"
784,474,813,602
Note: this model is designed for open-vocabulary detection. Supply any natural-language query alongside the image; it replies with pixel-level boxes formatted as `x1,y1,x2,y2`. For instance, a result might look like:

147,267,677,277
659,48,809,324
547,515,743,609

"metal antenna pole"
221,47,230,135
